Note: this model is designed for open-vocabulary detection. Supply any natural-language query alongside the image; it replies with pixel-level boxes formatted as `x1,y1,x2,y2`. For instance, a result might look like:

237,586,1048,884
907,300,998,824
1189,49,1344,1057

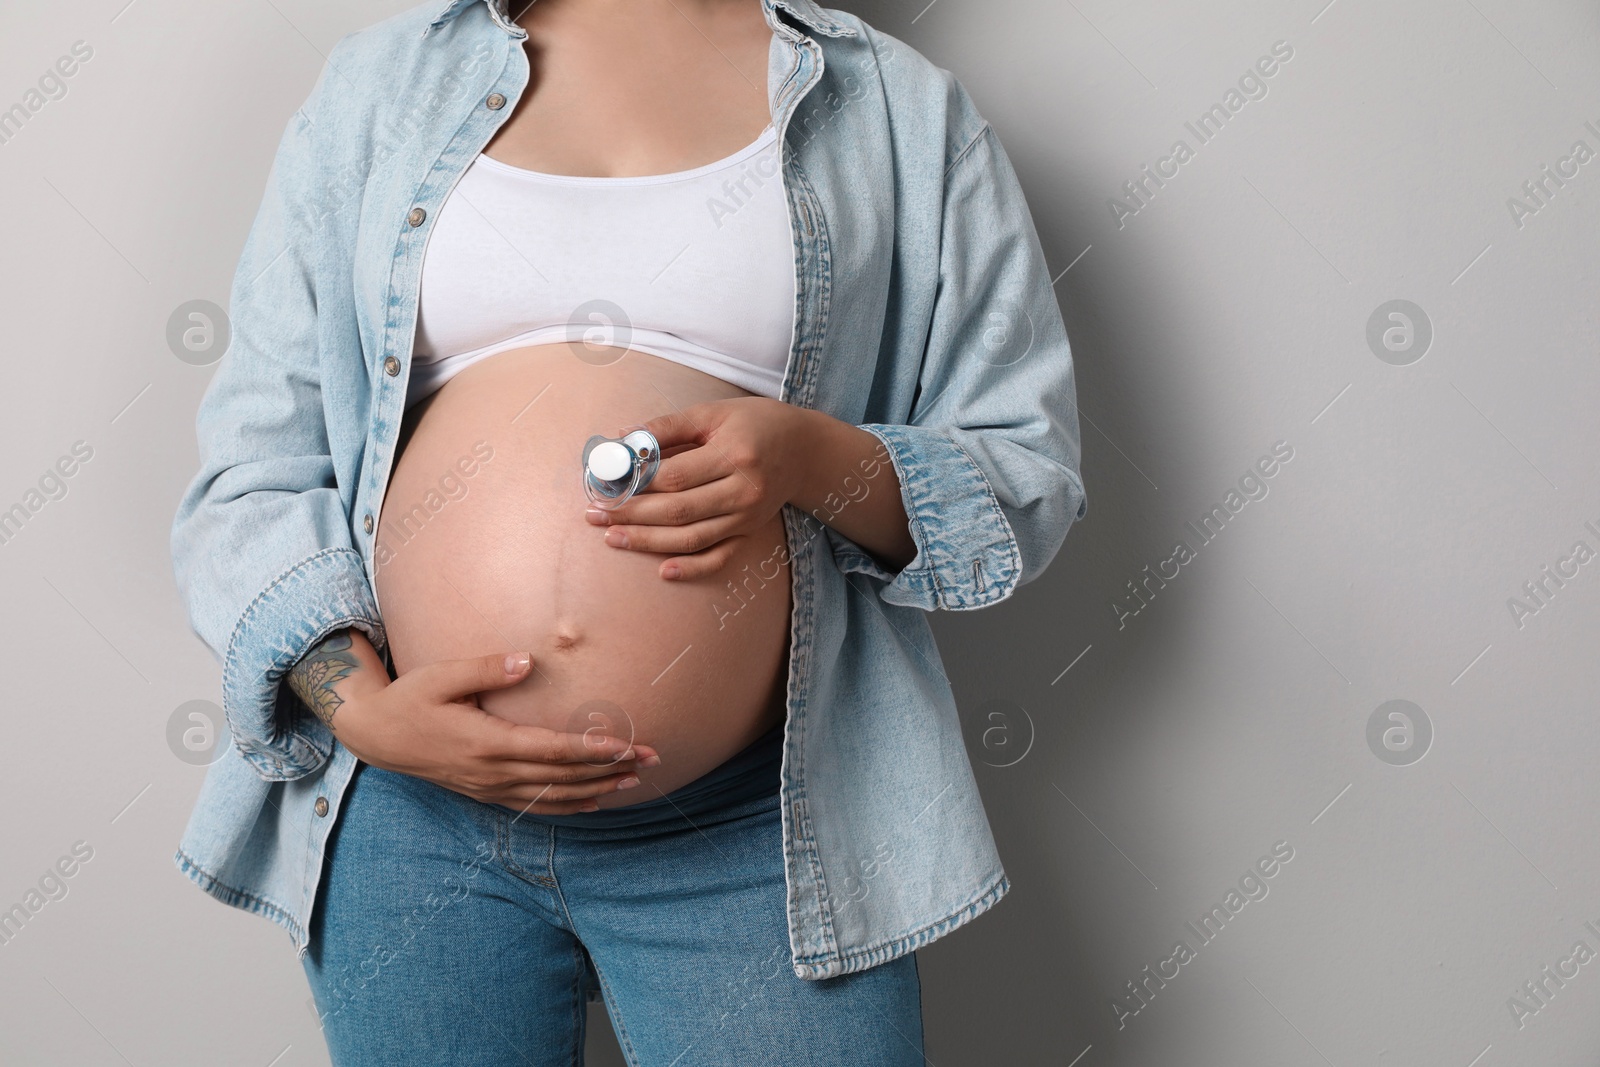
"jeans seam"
546,830,642,1066
496,813,558,888
590,962,642,1067
494,808,508,874
569,939,586,1067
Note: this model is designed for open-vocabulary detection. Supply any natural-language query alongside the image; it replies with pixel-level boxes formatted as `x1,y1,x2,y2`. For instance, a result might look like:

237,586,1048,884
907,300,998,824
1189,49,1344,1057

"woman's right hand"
304,634,657,814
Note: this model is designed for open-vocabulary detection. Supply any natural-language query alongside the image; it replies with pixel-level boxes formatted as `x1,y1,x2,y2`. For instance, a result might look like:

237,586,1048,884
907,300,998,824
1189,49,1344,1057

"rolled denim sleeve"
169,59,385,782
848,120,1087,611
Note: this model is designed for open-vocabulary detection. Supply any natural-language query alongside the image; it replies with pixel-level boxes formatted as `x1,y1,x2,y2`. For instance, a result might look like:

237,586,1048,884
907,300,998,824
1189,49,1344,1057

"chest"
482,7,774,178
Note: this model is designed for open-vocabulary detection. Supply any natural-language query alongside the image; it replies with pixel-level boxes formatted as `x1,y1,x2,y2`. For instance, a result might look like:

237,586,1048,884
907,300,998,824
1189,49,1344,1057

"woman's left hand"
584,397,812,580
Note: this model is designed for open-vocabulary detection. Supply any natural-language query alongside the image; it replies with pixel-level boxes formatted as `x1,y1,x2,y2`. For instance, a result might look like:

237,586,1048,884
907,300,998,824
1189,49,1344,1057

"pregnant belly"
374,343,792,807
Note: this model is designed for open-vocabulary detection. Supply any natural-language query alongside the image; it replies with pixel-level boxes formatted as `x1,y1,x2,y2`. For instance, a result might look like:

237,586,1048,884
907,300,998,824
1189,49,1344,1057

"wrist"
288,628,388,732
336,669,389,705
784,405,831,510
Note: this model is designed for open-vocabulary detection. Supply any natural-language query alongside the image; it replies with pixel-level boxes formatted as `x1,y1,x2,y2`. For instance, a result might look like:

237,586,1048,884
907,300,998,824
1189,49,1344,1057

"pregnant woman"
169,0,1087,1063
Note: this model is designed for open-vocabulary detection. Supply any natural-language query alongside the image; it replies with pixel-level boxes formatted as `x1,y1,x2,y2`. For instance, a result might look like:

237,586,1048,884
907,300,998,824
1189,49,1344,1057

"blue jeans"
302,726,925,1065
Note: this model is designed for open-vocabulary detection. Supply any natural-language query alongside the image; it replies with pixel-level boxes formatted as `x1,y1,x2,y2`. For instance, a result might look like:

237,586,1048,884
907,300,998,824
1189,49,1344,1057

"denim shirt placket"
762,17,852,962
363,24,529,615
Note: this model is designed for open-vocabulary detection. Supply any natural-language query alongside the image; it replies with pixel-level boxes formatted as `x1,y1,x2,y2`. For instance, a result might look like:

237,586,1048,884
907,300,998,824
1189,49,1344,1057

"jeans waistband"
516,720,784,830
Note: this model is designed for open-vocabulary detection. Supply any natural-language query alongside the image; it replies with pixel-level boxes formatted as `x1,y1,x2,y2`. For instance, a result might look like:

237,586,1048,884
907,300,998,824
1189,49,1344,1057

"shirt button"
384,356,400,376
408,207,427,227
363,514,374,533
314,797,329,818
486,93,506,110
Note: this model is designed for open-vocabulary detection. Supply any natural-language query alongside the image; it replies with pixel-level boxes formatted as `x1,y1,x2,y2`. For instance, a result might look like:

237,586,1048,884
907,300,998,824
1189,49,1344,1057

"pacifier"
582,426,661,510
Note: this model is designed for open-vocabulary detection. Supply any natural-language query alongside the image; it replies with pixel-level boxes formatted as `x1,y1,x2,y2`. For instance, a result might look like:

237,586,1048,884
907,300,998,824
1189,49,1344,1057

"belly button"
551,630,581,653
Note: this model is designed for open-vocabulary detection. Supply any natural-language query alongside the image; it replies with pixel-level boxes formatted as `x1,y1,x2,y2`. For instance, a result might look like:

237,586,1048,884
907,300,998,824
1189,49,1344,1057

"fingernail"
639,754,661,767
585,508,608,525
605,528,629,548
580,801,599,812
617,776,640,790
617,748,636,761
504,652,530,674
662,563,681,580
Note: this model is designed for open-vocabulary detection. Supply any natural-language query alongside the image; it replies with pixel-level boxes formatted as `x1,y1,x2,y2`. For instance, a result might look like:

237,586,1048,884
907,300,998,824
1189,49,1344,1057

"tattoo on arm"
287,631,360,727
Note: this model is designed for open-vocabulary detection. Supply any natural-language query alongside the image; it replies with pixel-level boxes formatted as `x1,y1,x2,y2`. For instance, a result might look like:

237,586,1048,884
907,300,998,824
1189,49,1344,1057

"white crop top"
408,124,795,409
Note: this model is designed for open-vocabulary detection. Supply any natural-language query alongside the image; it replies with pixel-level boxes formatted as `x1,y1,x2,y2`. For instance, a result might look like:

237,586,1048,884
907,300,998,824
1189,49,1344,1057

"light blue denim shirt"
169,0,1086,981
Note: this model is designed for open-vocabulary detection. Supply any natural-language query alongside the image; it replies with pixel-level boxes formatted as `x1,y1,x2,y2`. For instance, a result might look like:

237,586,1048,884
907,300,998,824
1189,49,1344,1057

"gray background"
2,0,1597,1063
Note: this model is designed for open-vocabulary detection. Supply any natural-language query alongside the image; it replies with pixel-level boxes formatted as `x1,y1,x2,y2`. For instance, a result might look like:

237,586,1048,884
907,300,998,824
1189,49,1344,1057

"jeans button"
314,796,329,818
407,206,427,227
363,513,374,533
486,92,506,110
384,356,400,376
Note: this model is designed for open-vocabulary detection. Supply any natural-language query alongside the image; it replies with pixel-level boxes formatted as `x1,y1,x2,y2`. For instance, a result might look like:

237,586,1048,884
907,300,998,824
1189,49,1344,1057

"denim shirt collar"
423,0,857,39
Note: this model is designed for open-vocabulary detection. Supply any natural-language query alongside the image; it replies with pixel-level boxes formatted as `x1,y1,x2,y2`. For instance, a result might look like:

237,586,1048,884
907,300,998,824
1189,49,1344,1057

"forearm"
285,628,390,730
787,406,916,573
